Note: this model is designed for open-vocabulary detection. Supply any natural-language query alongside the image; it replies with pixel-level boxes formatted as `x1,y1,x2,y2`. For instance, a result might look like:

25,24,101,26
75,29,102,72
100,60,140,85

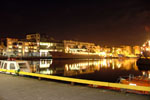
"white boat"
0,60,32,74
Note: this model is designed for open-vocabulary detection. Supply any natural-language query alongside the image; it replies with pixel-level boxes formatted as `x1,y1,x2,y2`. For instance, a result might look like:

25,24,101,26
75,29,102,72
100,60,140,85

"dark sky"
0,0,150,46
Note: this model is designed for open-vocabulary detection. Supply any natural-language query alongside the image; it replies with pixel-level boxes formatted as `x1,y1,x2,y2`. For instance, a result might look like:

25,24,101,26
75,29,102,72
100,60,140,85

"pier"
0,74,149,100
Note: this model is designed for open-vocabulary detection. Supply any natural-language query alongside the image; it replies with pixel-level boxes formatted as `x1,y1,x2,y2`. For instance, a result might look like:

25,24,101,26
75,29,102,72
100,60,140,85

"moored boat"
0,60,32,74
120,75,150,95
136,40,150,70
49,51,104,59
136,58,150,70
89,74,150,95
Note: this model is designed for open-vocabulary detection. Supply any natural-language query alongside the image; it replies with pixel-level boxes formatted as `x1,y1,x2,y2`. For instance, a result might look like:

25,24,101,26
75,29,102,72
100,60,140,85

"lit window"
8,42,12,45
25,50,29,52
9,46,12,48
8,49,12,52
25,43,28,46
18,50,22,52
18,46,22,48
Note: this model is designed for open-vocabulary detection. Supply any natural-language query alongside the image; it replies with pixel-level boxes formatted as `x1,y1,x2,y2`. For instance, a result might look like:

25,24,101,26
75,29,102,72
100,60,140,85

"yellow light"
148,41,150,45
18,50,22,52
65,64,69,71
146,48,149,51
9,46,12,48
8,42,12,45
18,46,22,48
25,50,29,52
25,43,28,46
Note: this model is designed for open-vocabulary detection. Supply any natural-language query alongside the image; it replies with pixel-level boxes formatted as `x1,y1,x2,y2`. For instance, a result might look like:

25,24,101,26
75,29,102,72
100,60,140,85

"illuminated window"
8,49,12,52
18,46,22,48
25,43,28,46
9,46,12,48
8,42,12,45
25,50,29,52
18,50,22,52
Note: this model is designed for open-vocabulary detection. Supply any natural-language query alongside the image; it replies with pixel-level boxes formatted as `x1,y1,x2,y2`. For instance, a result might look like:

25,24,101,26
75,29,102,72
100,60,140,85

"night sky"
0,0,150,46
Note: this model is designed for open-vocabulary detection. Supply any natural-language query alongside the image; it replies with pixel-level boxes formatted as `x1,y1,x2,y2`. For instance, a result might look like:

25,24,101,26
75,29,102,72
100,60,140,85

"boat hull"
120,77,150,95
50,52,103,59
136,58,150,70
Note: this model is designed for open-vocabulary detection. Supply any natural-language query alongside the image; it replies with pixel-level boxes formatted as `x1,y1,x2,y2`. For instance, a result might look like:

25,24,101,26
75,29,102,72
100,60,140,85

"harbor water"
28,58,143,83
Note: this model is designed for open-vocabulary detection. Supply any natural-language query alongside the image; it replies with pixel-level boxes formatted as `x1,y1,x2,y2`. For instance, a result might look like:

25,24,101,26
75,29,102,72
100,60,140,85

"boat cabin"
0,60,32,74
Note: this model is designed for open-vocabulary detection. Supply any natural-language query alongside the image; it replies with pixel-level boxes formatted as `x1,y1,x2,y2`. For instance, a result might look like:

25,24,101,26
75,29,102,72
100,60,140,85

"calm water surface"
29,59,143,83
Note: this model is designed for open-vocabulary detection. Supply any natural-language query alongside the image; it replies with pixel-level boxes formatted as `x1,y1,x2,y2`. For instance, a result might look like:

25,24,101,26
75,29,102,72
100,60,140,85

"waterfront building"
0,46,3,55
0,40,5,55
26,33,40,44
21,39,39,57
100,46,112,57
26,33,63,57
111,46,124,57
63,40,99,54
121,46,133,57
133,46,141,56
115,47,124,55
40,41,64,56
0,33,142,58
1,38,18,56
0,38,39,57
12,40,23,56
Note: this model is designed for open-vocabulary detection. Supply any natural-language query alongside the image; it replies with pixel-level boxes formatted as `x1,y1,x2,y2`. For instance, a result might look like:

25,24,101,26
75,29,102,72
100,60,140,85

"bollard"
71,82,75,85
38,77,41,80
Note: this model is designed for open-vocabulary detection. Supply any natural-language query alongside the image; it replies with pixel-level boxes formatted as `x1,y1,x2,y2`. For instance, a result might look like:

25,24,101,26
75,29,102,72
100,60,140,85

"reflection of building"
40,59,52,68
142,71,150,78
63,61,100,76
38,59,53,74
37,59,139,78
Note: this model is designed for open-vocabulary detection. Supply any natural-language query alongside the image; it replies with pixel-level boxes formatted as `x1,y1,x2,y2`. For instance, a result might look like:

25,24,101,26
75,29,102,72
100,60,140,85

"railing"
0,69,150,92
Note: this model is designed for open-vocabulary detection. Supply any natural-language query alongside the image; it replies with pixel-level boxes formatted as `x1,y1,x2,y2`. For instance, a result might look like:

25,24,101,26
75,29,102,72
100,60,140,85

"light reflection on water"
29,59,143,82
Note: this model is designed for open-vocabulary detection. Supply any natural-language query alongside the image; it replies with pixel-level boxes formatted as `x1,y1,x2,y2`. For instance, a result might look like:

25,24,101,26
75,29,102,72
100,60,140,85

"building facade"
0,33,142,58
